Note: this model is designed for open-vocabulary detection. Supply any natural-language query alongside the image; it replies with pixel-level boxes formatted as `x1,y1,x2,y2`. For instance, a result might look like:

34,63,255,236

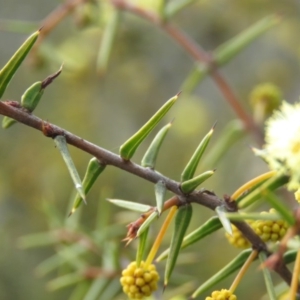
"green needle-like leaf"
119,93,179,160
3,67,62,129
157,216,221,261
21,66,62,112
238,174,289,208
36,244,87,277
215,206,232,235
54,135,86,203
259,252,277,300
224,212,282,221
107,199,151,212
47,273,83,291
2,116,17,128
180,63,210,94
164,204,193,288
214,14,281,67
17,232,57,249
203,119,245,168
136,227,149,267
263,190,295,226
181,15,280,93
181,126,214,182
83,278,109,300
97,9,121,74
0,30,40,98
137,211,158,237
155,180,166,215
181,170,215,193
165,0,198,18
141,122,172,168
191,249,252,298
69,158,106,216
20,81,43,111
284,250,297,264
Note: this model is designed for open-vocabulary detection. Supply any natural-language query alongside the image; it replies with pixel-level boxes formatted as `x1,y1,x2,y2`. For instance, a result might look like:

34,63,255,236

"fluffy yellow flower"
256,101,300,192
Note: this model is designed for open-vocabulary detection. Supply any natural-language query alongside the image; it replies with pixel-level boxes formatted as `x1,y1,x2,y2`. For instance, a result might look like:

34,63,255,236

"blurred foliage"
1,0,300,299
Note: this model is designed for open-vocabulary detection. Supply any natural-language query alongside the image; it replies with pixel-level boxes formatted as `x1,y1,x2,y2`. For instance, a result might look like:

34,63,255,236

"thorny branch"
0,100,296,288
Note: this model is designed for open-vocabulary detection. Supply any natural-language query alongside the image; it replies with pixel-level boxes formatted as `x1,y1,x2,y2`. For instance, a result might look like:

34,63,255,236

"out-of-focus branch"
33,0,88,51
110,0,263,144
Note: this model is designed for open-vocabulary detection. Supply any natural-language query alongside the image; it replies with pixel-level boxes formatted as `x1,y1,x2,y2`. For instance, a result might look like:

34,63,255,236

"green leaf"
47,273,83,291
21,65,62,112
141,122,172,168
20,81,43,111
180,63,210,93
157,216,221,262
69,158,106,216
203,119,245,168
2,116,17,129
215,206,232,235
69,282,90,300
224,212,282,221
165,0,198,18
35,244,87,277
181,170,215,193
164,204,193,287
119,93,179,160
2,66,62,129
181,126,214,181
155,180,166,215
97,9,121,74
137,211,158,237
96,278,121,300
107,199,151,212
54,135,86,203
0,30,40,98
214,14,281,66
83,278,109,300
17,232,57,249
283,250,297,264
238,174,289,208
263,190,295,226
191,249,252,298
136,227,149,267
259,252,277,300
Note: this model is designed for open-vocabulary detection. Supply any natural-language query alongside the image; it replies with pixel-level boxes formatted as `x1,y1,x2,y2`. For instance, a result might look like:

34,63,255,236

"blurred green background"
1,0,300,299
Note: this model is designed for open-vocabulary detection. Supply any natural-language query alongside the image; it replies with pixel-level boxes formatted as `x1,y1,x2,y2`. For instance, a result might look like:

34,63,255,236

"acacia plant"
1,1,300,300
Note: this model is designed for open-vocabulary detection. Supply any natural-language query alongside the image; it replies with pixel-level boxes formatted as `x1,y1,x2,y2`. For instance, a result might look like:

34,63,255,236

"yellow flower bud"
120,261,160,299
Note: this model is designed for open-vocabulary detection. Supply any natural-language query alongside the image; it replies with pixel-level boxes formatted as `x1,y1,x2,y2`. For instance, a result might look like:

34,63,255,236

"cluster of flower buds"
225,221,253,248
252,209,288,242
120,261,159,299
225,209,288,248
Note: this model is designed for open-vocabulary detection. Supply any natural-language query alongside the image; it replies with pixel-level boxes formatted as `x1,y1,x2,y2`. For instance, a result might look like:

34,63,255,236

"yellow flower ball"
225,223,252,249
252,209,289,242
206,289,237,300
120,261,160,299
